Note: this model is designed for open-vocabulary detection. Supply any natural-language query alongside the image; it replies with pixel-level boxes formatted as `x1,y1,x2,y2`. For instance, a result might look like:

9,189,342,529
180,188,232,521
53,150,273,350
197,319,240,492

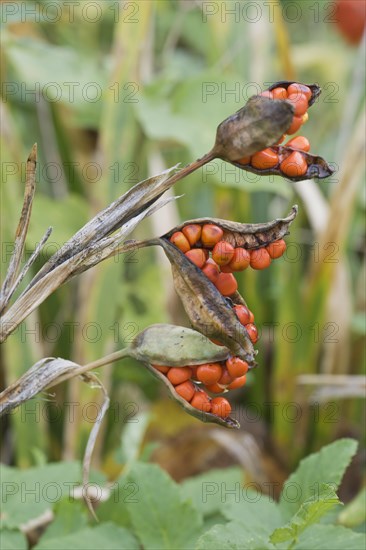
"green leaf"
35,523,139,550
124,462,203,549
0,462,81,528
279,439,358,519
295,524,366,550
338,488,366,528
222,491,283,533
180,467,242,518
39,499,88,542
0,529,27,550
196,521,275,550
96,474,133,529
270,483,340,545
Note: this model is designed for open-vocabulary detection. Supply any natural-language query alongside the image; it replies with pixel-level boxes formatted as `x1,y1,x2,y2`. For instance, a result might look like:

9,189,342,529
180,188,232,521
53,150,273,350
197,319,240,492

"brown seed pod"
233,148,334,181
158,238,256,365
267,80,321,106
165,206,298,250
212,96,294,161
145,358,240,429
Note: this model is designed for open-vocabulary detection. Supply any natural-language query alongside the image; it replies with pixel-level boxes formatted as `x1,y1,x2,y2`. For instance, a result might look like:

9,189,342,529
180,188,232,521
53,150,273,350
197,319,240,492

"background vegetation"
1,0,365,546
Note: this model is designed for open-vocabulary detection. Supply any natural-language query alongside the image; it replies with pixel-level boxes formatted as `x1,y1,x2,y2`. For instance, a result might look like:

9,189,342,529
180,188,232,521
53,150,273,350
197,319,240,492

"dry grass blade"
81,373,110,521
26,165,179,289
0,144,37,313
0,195,178,343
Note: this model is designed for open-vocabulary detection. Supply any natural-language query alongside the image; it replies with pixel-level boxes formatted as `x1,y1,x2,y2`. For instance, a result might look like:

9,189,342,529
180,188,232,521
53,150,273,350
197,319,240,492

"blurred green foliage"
0,0,365,488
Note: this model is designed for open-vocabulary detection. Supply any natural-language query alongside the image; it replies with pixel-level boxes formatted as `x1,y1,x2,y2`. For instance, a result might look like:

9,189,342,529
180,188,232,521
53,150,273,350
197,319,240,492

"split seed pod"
129,324,239,428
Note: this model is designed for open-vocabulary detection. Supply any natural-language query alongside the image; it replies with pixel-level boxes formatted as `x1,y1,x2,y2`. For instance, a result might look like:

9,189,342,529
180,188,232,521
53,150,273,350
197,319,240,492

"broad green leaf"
270,484,340,545
279,439,358,518
38,499,88,542
35,522,139,550
338,488,366,528
124,462,203,549
295,524,366,550
196,521,275,550
96,474,133,529
0,462,81,528
222,490,283,533
180,467,242,517
0,529,27,550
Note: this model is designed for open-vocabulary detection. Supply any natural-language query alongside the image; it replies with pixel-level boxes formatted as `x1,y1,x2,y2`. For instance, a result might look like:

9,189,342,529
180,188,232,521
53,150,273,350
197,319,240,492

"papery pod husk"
267,80,321,106
145,359,240,429
232,148,334,182
158,239,256,365
212,96,294,161
164,206,298,250
129,323,230,366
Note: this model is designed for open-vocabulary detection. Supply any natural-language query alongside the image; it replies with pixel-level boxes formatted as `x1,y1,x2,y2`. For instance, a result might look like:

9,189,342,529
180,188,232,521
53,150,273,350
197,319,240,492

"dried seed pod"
158,238,256,364
164,206,298,250
233,148,334,181
130,323,230,366
267,80,321,106
145,356,240,429
212,96,294,161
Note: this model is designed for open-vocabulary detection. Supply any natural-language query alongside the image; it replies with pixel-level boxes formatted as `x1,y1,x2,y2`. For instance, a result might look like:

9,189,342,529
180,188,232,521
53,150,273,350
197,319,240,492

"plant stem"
47,348,132,390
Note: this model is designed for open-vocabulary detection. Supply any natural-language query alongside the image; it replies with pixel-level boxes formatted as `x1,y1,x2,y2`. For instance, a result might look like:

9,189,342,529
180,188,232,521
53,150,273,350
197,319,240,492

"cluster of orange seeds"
238,83,313,178
152,350,250,419
170,223,287,297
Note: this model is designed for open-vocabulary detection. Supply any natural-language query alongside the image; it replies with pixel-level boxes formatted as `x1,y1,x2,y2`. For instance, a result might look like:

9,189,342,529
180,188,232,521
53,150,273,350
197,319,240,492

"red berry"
237,156,251,165
228,247,250,271
175,380,195,402
251,148,279,170
334,0,366,45
182,224,202,246
286,116,303,135
260,90,273,99
214,272,238,296
196,363,223,385
167,367,192,385
228,375,247,390
272,87,288,100
202,259,220,283
287,83,312,101
266,239,286,259
246,323,258,343
170,232,190,253
201,224,224,248
218,368,233,387
152,364,170,374
233,304,252,325
286,136,310,152
211,397,232,418
287,93,309,117
185,248,207,268
205,383,225,394
212,241,235,266
226,357,249,378
280,151,308,177
250,248,272,270
190,390,211,412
